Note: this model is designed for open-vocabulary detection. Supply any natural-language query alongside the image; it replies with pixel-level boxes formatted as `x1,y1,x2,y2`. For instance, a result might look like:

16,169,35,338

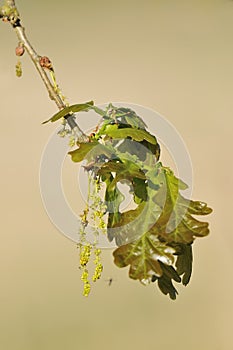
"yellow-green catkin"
79,243,92,267
81,268,91,297
78,240,92,296
92,248,103,282
15,60,22,77
78,170,106,296
89,177,105,283
78,176,92,296
90,177,107,235
68,134,76,148
83,281,91,297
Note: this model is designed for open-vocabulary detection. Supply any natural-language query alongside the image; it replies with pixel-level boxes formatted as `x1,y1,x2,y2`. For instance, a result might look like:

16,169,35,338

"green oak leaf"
131,177,148,203
98,159,146,185
42,101,94,124
68,140,99,162
174,243,193,285
107,203,146,246
113,234,175,284
152,262,181,300
68,140,115,165
150,165,212,244
113,107,148,129
98,106,147,131
116,138,161,163
105,163,165,246
99,124,157,145
104,174,125,240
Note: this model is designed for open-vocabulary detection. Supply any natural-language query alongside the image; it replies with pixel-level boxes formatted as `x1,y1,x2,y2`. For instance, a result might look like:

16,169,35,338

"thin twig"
0,0,88,142
15,25,66,109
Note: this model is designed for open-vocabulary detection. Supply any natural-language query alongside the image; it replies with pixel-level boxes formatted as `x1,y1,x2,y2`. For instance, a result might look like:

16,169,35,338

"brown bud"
39,56,53,70
15,45,25,56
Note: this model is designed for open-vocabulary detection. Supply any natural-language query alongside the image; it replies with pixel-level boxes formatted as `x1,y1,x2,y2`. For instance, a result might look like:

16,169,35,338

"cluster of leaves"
45,102,212,299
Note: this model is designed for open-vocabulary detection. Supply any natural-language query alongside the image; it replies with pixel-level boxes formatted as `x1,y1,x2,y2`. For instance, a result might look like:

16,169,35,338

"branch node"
39,56,53,71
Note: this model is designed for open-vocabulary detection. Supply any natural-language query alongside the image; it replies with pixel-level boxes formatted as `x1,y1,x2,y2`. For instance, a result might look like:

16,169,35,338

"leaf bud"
15,45,24,56
39,56,53,70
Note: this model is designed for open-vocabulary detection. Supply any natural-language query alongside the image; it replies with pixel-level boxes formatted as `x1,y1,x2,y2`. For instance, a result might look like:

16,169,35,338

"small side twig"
0,0,88,142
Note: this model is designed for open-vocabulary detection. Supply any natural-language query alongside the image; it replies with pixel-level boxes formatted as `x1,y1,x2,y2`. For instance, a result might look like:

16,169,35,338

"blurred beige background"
1,0,233,349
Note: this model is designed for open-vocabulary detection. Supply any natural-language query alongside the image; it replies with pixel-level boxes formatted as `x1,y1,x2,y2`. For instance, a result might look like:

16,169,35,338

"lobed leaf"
175,243,193,285
115,107,147,129
42,101,94,124
68,140,99,162
113,234,175,284
152,166,213,244
99,124,157,145
156,262,181,300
